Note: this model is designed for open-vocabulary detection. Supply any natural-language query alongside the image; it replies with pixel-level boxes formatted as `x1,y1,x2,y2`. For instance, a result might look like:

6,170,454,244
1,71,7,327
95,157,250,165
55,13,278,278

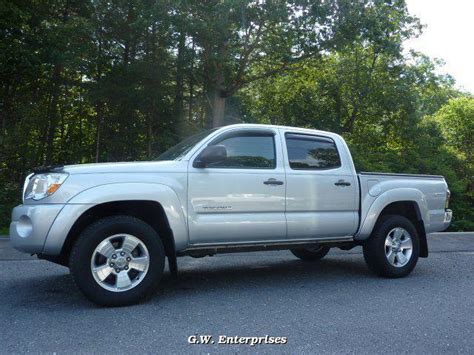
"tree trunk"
95,103,103,162
122,1,133,65
173,29,186,138
342,48,379,133
147,120,152,158
188,40,195,122
95,121,101,163
44,64,63,165
211,89,226,128
0,81,12,145
44,1,70,164
342,107,358,133
78,102,83,158
0,108,4,143
210,64,226,127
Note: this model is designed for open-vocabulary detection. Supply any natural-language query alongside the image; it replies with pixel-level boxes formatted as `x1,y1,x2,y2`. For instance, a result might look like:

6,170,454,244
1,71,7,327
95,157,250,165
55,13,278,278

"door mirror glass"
194,145,227,168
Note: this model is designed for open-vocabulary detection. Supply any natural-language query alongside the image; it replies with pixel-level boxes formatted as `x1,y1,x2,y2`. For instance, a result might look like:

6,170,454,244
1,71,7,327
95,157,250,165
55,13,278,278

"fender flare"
43,183,188,254
356,188,429,240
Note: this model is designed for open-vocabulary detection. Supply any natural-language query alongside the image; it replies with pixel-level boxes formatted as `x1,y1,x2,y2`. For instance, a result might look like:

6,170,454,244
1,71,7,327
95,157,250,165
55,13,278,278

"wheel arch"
56,200,175,266
42,183,188,266
356,189,429,257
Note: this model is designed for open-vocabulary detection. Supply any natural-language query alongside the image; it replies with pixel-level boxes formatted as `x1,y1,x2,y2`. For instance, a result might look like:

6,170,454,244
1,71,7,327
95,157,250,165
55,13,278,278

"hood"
62,160,185,174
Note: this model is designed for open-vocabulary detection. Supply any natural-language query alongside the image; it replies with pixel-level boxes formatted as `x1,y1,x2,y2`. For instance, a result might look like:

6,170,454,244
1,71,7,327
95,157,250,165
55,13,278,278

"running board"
178,236,355,257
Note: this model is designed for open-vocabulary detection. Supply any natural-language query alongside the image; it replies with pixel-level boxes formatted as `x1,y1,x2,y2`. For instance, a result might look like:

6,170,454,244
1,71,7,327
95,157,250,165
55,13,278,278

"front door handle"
334,179,351,186
264,178,284,186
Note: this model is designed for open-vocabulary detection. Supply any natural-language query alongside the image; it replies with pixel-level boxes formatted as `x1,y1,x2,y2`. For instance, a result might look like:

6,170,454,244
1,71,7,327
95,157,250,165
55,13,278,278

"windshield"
155,129,215,161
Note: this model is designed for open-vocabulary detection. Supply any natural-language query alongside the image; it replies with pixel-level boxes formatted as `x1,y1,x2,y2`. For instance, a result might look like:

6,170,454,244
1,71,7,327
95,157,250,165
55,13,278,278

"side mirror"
193,145,227,168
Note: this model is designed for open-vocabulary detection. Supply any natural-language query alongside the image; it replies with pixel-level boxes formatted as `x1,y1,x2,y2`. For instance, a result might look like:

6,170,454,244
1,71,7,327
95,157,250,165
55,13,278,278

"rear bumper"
10,204,65,254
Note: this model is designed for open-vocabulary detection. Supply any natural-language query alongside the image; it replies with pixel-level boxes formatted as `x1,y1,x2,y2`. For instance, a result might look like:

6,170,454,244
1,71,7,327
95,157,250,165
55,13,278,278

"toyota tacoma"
10,124,452,306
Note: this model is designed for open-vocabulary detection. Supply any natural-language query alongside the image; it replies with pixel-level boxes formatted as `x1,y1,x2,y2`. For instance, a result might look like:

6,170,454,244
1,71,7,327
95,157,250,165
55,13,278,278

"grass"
0,226,9,236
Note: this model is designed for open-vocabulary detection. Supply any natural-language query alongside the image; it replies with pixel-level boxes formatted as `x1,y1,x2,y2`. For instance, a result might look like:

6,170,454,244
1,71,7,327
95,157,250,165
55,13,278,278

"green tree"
433,97,474,163
429,97,474,230
183,0,420,127
0,0,471,232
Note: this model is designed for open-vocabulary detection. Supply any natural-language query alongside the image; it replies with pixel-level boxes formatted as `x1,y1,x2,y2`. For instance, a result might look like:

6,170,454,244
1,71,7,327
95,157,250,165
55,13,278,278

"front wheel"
70,216,165,306
363,215,420,278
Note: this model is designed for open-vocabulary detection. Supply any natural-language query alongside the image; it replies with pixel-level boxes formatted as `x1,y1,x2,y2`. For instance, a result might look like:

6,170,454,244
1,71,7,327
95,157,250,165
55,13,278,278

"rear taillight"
445,188,450,209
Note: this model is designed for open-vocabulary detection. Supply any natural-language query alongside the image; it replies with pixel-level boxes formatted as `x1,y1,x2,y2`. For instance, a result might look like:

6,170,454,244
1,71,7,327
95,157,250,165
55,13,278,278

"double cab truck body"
10,124,452,306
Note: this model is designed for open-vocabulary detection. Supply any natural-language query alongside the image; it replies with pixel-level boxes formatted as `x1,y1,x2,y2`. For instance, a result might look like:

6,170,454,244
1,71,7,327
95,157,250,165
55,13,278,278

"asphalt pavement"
0,233,473,354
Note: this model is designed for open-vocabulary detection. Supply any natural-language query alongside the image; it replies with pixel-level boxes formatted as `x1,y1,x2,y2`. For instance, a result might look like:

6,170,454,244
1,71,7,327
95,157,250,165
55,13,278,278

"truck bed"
357,171,449,235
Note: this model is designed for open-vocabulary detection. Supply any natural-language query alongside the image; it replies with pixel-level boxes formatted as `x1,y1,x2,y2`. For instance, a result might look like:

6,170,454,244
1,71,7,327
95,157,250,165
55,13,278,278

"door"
187,128,286,244
283,132,358,239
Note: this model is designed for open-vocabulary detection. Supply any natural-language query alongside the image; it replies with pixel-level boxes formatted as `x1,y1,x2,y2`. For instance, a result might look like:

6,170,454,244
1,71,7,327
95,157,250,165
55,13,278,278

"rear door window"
285,133,341,170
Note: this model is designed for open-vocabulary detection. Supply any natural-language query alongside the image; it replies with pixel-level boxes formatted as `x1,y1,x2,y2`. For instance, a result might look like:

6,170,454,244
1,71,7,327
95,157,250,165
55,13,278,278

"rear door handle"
264,178,284,186
334,180,351,186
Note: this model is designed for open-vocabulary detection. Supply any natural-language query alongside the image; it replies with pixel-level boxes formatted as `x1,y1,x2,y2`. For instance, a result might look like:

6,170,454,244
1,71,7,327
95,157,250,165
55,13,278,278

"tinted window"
286,134,341,170
207,133,276,169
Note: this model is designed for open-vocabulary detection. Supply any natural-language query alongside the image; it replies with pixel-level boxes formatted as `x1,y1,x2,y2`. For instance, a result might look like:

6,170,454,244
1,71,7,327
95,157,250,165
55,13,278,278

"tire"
290,245,330,261
70,215,165,306
363,215,420,278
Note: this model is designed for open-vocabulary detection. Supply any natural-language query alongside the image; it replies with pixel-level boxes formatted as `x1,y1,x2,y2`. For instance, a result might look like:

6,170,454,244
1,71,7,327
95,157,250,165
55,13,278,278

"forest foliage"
1,0,472,231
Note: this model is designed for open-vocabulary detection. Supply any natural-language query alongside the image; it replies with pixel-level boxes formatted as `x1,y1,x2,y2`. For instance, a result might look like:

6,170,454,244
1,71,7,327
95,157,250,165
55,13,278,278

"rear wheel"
363,215,419,278
70,215,165,306
290,245,330,261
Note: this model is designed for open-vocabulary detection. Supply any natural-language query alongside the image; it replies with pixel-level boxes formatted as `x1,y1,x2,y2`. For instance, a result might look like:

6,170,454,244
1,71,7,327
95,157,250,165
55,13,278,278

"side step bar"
178,236,356,257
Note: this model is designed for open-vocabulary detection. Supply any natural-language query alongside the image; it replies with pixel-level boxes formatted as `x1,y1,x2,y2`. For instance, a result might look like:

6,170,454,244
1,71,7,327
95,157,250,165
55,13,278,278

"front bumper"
10,204,64,254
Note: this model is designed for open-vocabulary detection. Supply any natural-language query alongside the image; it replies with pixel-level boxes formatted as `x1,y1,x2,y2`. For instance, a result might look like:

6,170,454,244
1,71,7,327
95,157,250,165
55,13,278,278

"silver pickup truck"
10,124,452,306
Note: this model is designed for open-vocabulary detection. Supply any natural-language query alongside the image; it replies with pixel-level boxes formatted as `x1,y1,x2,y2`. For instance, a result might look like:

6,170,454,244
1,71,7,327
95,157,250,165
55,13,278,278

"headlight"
24,173,69,201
